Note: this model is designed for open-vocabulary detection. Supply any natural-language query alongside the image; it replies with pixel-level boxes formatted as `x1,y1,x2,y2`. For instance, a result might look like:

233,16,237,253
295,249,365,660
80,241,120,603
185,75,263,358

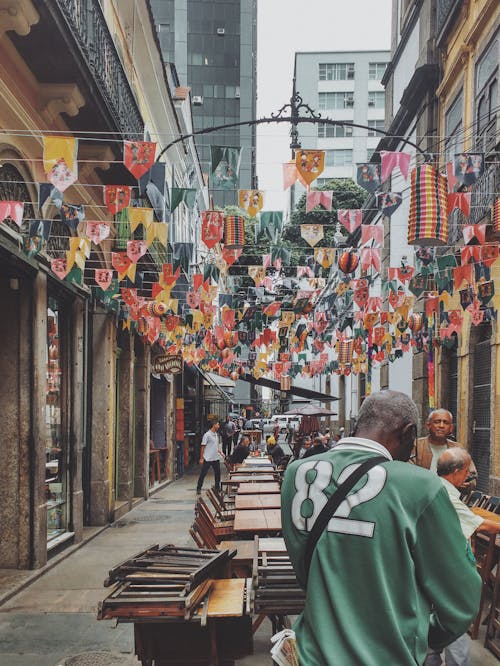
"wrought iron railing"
54,0,143,137
470,164,499,225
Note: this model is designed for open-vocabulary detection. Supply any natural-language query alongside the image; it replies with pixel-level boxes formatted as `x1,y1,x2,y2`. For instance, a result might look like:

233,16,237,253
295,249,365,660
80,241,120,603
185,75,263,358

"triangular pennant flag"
300,224,324,246
454,152,484,187
361,224,384,247
380,151,411,182
210,145,241,190
127,240,148,263
112,252,132,278
170,188,197,212
222,247,242,266
47,158,77,192
128,207,154,233
239,190,263,217
337,209,362,233
104,185,131,215
462,224,486,245
295,150,324,185
259,211,283,243
306,190,333,213
201,210,224,249
59,202,84,231
0,201,24,227
447,192,471,217
356,163,381,193
86,221,110,244
95,269,114,291
376,192,402,217
51,257,68,280
43,136,78,177
123,140,156,179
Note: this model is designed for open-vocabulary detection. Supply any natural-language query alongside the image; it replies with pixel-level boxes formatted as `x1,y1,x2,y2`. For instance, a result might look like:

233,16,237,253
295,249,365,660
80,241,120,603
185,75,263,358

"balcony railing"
436,0,462,46
55,0,143,137
469,164,500,225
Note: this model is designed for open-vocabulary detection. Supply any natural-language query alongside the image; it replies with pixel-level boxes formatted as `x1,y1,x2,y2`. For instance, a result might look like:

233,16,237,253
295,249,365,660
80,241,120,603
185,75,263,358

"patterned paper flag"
201,210,224,249
86,221,110,244
376,192,402,217
104,185,131,215
210,146,241,190
0,201,23,227
300,224,324,246
380,151,411,182
239,190,263,217
356,163,381,193
295,150,325,185
337,209,362,233
306,190,333,213
454,153,484,187
123,140,156,180
43,136,78,190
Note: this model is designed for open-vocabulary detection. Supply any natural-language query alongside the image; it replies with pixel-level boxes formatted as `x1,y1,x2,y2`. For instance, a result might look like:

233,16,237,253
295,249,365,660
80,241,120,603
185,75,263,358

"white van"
271,415,302,433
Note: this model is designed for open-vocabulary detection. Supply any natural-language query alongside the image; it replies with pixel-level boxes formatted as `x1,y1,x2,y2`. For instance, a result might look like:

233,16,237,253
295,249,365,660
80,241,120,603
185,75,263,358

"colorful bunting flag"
104,185,131,215
380,151,411,182
0,201,23,227
337,209,362,233
453,152,484,187
376,192,402,217
295,150,325,185
300,224,324,246
123,140,156,179
306,190,333,213
356,163,381,193
210,146,241,190
86,221,110,244
201,210,224,249
239,190,263,217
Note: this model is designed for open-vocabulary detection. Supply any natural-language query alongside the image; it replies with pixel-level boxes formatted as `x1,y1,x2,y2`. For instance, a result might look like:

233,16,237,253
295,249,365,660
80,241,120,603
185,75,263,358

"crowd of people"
195,395,496,665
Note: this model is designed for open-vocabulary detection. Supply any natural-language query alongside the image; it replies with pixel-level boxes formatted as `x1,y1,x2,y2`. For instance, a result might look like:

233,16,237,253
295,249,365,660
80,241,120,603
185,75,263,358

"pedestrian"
411,409,477,491
266,435,286,466
196,418,222,495
281,390,481,666
232,417,241,450
221,415,236,457
425,447,500,666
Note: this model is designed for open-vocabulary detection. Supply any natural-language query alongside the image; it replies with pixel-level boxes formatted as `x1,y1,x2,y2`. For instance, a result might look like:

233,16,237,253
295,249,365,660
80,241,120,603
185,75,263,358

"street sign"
152,353,183,375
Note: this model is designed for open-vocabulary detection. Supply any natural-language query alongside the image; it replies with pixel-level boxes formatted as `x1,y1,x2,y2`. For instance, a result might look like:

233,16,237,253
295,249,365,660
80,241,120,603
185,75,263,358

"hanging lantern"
338,250,359,274
407,164,448,246
230,371,239,381
223,214,245,247
280,375,291,391
408,313,423,333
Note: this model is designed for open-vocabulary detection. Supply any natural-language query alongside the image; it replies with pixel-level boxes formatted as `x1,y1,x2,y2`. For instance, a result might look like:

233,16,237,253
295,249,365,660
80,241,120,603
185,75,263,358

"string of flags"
0,133,498,394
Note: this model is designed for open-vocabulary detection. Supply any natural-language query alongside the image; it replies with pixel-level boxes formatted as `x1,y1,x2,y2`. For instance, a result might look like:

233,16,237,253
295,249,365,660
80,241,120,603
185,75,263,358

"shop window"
444,91,463,163
46,296,68,542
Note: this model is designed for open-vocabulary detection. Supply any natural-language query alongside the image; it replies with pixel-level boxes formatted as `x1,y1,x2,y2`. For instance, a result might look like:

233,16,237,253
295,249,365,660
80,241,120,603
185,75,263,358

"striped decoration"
407,164,448,246
338,339,354,365
492,198,500,235
224,214,245,246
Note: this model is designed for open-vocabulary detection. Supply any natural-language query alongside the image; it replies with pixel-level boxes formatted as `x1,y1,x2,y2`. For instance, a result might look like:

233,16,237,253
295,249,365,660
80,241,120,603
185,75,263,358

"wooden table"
235,494,281,510
471,507,500,523
234,509,282,534
237,482,281,495
228,474,276,483
231,468,275,475
241,457,273,467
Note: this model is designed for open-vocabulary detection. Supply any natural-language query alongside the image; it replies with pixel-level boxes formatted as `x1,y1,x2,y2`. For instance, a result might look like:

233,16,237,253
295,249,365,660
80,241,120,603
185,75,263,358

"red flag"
201,210,224,249
104,185,131,215
123,141,156,179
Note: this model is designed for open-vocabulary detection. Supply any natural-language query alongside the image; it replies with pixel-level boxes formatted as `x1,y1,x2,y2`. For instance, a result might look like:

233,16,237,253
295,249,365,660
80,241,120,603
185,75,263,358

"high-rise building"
150,0,258,207
293,50,390,191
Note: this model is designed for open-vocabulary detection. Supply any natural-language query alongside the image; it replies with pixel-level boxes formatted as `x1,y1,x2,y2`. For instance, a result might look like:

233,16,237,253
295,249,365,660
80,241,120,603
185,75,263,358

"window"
367,119,385,136
319,62,355,81
317,123,353,138
325,149,353,167
475,37,498,152
369,62,387,80
319,92,355,110
157,23,171,58
366,148,375,161
444,91,463,162
368,91,385,108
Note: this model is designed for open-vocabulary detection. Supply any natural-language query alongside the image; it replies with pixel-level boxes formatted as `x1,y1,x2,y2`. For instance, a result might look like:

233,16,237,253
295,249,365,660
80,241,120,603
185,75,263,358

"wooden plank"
471,507,500,523
237,482,281,494
235,495,281,510
229,474,276,482
204,578,246,617
218,540,255,562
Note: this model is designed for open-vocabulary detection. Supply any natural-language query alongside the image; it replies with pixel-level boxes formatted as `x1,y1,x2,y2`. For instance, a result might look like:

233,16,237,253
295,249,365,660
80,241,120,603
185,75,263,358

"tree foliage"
281,179,367,266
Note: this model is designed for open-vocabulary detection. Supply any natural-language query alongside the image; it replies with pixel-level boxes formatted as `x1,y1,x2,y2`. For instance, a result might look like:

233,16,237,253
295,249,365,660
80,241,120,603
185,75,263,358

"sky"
256,0,392,211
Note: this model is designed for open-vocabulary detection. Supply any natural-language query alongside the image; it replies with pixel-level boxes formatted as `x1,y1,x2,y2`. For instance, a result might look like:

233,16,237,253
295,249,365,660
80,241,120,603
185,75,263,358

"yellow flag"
43,136,78,174
128,207,153,233
239,190,263,217
295,149,325,185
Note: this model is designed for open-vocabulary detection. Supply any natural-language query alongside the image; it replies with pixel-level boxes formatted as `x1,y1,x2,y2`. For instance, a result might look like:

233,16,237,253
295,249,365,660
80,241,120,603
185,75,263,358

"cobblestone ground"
0,467,496,665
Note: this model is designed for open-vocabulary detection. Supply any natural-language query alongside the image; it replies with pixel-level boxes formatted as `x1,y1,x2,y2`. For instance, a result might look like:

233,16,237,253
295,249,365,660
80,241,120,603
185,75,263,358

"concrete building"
293,50,390,194
150,0,258,208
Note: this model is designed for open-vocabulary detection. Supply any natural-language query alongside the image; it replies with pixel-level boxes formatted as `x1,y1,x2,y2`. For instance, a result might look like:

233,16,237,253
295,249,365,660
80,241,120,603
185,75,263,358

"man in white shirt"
196,419,222,494
425,446,500,666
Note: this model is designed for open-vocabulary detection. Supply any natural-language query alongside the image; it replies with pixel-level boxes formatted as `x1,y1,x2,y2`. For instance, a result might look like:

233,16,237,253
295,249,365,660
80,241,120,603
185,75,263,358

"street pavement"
0,467,497,665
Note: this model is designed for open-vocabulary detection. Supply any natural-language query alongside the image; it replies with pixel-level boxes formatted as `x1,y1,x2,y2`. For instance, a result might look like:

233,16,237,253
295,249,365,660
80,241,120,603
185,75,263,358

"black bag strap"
304,455,388,579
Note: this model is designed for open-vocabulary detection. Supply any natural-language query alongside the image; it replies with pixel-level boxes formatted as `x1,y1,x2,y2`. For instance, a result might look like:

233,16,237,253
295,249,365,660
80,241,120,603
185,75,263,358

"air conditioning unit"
345,96,354,103
216,27,225,35
368,100,375,106
234,91,240,98
192,96,203,105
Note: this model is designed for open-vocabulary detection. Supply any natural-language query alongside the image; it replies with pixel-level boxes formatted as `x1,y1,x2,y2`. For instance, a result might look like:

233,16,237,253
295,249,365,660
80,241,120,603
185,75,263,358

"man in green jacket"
281,390,481,666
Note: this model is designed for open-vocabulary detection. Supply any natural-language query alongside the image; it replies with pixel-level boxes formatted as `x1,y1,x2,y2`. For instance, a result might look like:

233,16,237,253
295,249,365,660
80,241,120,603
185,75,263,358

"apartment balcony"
10,0,143,140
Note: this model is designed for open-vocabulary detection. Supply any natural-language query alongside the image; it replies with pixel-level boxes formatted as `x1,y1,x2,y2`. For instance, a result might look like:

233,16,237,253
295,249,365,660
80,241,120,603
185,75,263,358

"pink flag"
283,162,308,190
337,209,362,233
51,257,68,280
462,224,486,245
360,247,381,273
127,240,148,263
306,190,333,213
380,151,411,182
446,161,459,192
0,201,24,227
361,224,384,247
86,221,110,244
95,269,113,291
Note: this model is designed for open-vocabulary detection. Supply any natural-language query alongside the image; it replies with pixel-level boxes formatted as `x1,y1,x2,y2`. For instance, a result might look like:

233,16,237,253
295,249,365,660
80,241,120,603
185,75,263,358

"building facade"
150,0,258,208
0,0,205,570
293,50,390,190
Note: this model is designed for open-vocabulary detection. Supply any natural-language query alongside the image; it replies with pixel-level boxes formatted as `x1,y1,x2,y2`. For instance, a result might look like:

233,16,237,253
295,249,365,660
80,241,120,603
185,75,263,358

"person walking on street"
281,390,481,666
196,419,222,494
221,415,236,457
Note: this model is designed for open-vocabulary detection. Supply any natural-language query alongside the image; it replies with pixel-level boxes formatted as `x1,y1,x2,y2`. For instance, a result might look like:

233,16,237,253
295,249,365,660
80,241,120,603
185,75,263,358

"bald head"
353,390,419,461
437,447,471,478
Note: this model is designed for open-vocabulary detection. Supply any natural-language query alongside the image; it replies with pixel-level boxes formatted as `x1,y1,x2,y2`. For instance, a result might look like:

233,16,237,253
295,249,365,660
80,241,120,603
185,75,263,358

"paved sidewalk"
0,468,496,665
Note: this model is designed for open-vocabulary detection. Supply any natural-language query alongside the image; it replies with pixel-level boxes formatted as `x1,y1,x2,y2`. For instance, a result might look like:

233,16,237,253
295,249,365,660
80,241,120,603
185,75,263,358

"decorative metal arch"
157,85,429,162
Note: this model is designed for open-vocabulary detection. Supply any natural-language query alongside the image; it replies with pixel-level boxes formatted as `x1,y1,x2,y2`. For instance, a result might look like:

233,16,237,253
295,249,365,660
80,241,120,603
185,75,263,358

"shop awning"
240,373,338,403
